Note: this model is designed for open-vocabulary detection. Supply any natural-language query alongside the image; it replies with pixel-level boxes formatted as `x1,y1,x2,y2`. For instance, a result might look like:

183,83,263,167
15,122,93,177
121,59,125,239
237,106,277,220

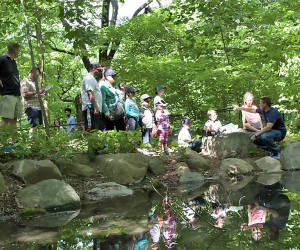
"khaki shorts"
0,95,23,119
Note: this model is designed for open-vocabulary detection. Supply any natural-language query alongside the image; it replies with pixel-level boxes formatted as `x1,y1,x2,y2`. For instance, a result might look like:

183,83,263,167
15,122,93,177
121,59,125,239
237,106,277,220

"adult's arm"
22,89,45,98
234,105,257,113
87,90,99,115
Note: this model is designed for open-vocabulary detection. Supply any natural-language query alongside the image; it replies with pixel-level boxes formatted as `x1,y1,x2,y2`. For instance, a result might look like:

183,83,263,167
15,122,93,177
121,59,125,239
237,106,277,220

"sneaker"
271,151,281,159
265,151,273,157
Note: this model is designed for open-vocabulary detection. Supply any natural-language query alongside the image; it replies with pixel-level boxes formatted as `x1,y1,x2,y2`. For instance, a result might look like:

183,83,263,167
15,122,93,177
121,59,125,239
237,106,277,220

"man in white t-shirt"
81,62,104,131
178,117,202,153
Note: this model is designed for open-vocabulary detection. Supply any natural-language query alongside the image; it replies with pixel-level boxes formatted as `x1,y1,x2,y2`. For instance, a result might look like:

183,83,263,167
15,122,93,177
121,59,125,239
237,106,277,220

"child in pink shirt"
242,92,263,132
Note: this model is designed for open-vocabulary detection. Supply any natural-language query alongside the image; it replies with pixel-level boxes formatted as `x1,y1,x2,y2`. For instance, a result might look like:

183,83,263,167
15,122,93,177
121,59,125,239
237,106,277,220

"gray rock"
282,171,300,193
12,160,62,184
175,162,190,176
256,173,283,185
17,179,81,211
147,156,166,175
57,162,95,177
184,149,210,173
220,158,253,176
255,157,284,173
20,209,80,227
0,171,7,194
87,182,133,201
201,129,260,158
280,142,300,170
94,153,149,184
180,172,205,183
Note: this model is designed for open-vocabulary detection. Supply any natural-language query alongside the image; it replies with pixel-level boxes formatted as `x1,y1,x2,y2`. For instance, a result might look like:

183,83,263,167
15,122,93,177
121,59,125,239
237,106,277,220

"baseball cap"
90,62,103,70
140,94,152,102
125,86,139,93
181,117,194,124
155,84,166,92
104,68,118,76
156,101,168,107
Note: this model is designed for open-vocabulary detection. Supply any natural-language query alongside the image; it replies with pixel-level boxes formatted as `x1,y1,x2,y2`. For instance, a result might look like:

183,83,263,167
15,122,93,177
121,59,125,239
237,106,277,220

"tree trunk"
20,0,50,139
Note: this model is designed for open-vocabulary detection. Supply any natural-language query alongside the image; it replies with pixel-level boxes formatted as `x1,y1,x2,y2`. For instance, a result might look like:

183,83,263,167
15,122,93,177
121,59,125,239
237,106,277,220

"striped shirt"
100,81,123,116
21,78,41,110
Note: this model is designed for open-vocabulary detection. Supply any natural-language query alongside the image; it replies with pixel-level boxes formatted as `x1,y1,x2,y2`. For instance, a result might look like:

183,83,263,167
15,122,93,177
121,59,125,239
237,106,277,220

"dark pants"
105,116,126,131
188,139,202,153
25,107,42,127
250,130,285,155
83,108,104,131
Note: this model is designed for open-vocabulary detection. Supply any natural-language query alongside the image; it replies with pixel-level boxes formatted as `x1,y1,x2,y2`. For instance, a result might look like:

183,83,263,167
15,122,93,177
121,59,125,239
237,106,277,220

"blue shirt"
67,115,76,135
125,98,139,121
256,107,286,136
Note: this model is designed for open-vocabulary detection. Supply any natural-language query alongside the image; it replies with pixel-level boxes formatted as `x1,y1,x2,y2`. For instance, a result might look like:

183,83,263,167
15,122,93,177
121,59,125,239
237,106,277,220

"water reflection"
241,181,291,241
0,180,295,249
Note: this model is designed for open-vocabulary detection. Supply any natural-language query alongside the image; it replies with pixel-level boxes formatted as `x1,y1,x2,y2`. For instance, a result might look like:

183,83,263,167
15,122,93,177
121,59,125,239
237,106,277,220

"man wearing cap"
178,117,202,153
101,68,126,131
81,62,104,131
139,94,155,144
0,42,22,131
21,67,46,135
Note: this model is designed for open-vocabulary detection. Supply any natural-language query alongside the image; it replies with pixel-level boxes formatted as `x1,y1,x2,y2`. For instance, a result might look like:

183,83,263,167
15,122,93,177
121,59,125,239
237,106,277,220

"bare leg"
244,123,259,132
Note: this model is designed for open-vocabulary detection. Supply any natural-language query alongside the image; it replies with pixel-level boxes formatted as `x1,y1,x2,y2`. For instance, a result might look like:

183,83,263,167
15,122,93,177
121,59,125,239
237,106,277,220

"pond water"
1,173,300,250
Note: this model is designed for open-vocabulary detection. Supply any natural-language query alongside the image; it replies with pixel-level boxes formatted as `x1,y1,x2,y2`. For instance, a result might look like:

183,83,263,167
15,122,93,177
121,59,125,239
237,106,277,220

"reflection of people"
246,203,267,241
178,117,202,153
234,97,286,159
241,182,291,241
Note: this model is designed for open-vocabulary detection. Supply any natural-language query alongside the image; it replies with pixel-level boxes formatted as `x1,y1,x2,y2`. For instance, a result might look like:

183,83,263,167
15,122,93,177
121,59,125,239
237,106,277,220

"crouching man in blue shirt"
234,97,286,159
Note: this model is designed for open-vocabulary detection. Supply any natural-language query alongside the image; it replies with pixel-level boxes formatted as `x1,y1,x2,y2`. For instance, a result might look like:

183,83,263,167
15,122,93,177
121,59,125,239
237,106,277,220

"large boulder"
201,129,260,158
12,160,62,184
94,153,149,184
280,142,300,170
147,156,166,175
87,182,133,201
179,172,205,191
17,179,81,211
220,158,253,176
0,171,7,194
184,149,210,173
256,173,283,185
57,162,95,177
282,171,300,194
255,157,284,173
74,153,90,165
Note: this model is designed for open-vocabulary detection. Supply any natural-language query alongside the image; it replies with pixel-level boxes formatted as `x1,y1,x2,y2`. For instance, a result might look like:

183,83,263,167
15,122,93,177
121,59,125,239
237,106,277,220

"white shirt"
178,127,191,147
81,73,102,112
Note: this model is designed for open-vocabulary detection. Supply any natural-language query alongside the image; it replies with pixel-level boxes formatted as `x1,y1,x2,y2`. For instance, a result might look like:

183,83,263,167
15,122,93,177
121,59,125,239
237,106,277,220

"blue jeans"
188,139,202,153
127,118,138,131
142,128,153,144
250,130,285,155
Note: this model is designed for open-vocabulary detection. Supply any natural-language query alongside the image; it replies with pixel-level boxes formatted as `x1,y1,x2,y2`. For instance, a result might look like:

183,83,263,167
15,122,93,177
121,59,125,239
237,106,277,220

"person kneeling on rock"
178,117,202,153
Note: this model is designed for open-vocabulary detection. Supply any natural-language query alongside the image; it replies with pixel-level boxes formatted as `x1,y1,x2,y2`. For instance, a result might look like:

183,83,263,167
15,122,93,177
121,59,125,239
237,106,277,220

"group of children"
124,85,262,155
